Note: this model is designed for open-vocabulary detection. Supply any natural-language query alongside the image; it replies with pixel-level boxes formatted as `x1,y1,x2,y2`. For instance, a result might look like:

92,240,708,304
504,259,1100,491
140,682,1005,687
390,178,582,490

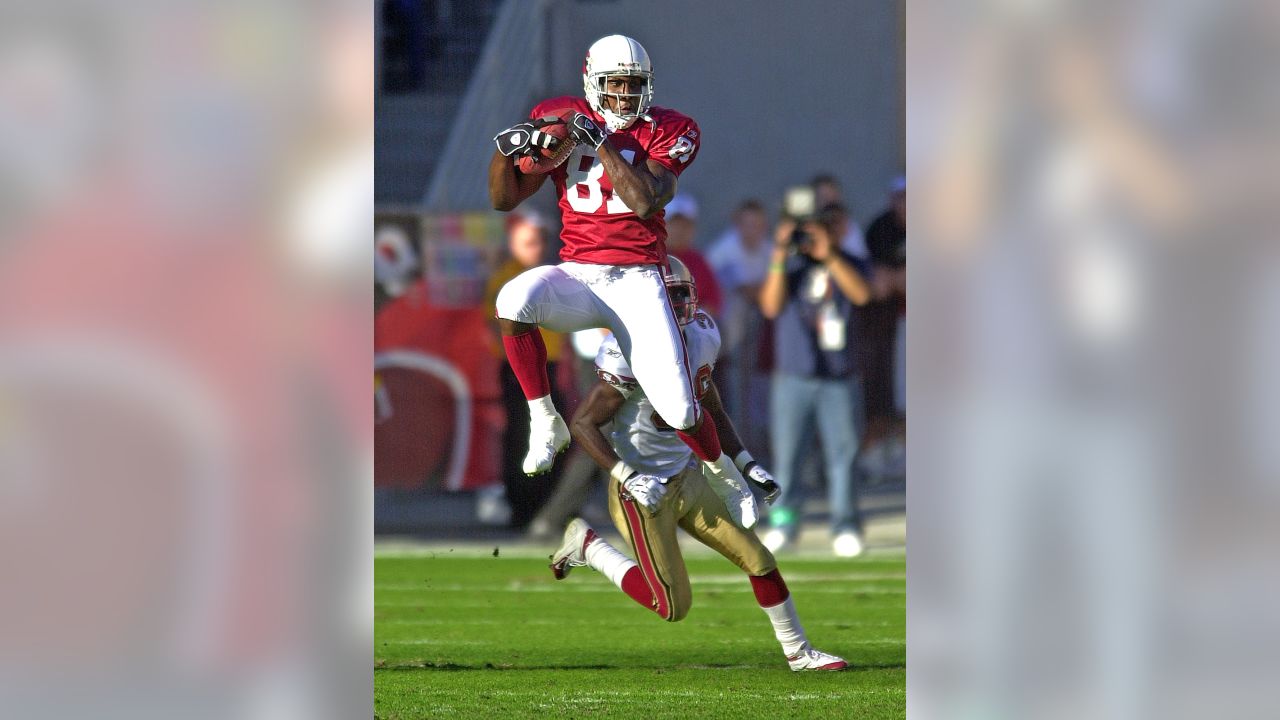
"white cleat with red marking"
549,518,597,580
786,645,849,672
523,413,570,475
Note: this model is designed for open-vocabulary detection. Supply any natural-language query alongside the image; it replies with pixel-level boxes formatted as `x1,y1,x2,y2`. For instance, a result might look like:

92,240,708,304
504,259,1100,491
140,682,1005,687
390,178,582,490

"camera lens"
789,227,811,252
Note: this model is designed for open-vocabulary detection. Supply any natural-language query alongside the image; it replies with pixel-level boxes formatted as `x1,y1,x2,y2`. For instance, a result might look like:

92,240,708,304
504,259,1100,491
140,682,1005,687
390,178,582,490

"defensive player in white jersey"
489,35,755,522
550,258,848,671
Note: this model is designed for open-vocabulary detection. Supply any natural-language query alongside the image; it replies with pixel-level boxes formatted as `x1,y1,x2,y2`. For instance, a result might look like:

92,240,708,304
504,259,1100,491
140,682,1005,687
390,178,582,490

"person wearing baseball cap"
664,193,723,317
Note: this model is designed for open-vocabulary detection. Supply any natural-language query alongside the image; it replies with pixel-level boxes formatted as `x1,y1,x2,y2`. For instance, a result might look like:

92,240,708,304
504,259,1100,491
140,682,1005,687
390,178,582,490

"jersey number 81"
566,149,637,215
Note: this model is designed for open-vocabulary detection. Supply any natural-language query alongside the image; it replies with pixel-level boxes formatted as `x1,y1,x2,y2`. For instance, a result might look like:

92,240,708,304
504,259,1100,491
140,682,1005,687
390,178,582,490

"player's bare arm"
702,378,782,504
488,148,548,211
700,381,746,461
599,151,676,220
568,381,628,472
569,378,669,513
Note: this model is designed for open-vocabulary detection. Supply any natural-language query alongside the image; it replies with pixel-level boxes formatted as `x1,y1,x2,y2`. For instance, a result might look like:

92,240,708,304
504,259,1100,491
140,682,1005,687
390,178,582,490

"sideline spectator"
664,194,723,317
859,177,906,471
759,203,872,557
708,199,773,345
482,212,567,528
707,199,775,458
811,173,868,260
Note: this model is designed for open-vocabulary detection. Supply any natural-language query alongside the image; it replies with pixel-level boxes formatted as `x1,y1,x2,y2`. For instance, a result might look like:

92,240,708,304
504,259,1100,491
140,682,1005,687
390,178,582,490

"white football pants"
496,262,698,430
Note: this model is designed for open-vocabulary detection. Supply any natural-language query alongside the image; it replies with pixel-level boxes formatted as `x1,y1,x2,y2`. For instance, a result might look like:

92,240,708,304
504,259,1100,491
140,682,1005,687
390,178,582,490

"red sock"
749,569,791,607
501,331,550,400
676,413,722,462
620,566,658,610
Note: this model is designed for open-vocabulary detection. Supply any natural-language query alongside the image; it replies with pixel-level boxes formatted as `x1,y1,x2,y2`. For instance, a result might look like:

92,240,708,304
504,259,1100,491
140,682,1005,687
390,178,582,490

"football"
515,109,578,175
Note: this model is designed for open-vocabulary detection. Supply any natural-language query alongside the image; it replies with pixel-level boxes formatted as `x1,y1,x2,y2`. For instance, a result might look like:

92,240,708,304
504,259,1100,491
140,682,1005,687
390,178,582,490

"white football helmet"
583,35,654,132
663,256,698,325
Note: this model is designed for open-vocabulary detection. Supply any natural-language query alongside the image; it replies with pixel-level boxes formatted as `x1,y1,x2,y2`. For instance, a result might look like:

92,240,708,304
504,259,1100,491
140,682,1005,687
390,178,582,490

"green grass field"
375,546,905,719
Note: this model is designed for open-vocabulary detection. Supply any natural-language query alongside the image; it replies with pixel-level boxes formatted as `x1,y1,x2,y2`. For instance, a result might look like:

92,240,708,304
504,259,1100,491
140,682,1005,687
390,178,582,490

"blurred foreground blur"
5,0,1278,715
0,2,371,718
910,1,1280,718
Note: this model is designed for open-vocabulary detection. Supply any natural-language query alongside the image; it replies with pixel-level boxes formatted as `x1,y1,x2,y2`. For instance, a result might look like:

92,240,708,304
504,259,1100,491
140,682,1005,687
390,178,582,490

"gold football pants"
608,464,777,622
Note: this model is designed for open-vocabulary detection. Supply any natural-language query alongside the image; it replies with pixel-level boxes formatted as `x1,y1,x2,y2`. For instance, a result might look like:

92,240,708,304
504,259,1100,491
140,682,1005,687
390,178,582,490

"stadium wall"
539,0,903,237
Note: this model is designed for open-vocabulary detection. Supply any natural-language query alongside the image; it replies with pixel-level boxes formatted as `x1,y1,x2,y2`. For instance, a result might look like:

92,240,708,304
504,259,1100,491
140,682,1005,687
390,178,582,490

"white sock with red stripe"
761,597,810,657
584,534,638,589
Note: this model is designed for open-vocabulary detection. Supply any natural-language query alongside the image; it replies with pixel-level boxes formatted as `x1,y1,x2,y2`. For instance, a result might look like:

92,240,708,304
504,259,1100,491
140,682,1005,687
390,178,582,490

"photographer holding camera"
758,192,872,556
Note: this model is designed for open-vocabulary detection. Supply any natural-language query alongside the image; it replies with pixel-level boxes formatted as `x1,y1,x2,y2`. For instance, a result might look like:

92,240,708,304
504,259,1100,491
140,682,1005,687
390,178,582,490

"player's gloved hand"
702,455,760,529
568,112,608,150
622,474,668,514
494,118,562,157
733,451,780,506
612,461,667,514
744,462,781,505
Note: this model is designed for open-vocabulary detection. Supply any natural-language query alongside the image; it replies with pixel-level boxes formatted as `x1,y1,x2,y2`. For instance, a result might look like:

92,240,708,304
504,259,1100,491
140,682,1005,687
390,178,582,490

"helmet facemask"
585,72,653,132
663,257,698,325
666,280,698,325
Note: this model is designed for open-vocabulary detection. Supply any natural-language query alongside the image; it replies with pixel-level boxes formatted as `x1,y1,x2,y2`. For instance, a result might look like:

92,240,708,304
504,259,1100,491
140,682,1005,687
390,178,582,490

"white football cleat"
833,531,865,558
549,518,596,580
523,413,570,475
787,645,849,672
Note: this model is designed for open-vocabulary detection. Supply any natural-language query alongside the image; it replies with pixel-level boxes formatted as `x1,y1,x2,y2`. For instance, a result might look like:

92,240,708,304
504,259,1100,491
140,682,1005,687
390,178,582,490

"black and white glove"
493,119,562,157
734,451,780,505
745,463,781,505
611,461,666,513
568,112,607,150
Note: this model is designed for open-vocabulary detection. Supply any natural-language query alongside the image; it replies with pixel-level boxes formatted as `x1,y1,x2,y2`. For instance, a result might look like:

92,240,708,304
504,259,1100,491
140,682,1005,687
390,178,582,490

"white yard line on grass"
376,581,905,594
375,542,906,561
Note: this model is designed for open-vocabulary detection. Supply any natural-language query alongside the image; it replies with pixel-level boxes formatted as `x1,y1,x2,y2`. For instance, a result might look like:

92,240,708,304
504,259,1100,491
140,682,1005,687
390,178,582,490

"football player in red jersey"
549,259,848,671
488,35,756,525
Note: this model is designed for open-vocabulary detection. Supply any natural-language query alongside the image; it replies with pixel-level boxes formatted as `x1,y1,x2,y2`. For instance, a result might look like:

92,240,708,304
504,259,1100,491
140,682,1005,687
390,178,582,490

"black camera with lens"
783,185,817,254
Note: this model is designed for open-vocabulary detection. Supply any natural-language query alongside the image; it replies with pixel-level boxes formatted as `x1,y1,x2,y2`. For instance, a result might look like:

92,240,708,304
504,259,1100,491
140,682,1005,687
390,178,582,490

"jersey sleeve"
594,335,640,399
647,112,701,177
687,312,723,369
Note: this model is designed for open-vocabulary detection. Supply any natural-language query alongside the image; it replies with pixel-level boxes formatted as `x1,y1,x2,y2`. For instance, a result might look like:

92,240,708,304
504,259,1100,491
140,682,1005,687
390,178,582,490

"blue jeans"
769,373,864,533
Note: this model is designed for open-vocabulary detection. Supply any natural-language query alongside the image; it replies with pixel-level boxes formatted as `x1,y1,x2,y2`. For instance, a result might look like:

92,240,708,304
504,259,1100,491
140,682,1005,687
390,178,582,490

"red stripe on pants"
619,493,670,619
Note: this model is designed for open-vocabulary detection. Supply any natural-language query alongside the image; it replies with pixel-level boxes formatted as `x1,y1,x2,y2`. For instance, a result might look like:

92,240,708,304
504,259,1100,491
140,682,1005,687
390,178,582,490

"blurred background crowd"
372,0,905,555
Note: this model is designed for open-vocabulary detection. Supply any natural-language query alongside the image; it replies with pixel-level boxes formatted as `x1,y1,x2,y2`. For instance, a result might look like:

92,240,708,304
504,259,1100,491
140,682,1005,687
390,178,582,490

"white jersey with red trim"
529,96,701,267
595,311,720,478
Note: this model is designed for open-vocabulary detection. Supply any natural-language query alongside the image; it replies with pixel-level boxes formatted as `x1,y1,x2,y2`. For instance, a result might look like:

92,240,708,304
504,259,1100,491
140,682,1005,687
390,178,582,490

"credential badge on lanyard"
818,300,846,351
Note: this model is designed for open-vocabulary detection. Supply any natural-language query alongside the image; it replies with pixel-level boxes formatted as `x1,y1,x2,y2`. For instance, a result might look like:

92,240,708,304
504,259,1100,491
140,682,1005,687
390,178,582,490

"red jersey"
529,97,700,266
